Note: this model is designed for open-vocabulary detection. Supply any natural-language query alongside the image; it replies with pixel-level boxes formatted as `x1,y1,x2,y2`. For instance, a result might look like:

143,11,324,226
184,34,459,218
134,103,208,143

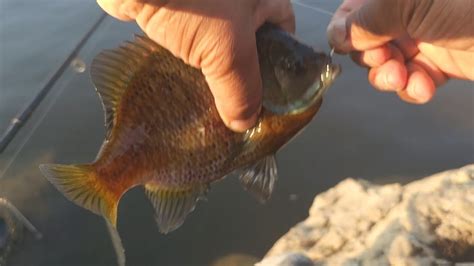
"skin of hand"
327,0,474,104
97,0,295,132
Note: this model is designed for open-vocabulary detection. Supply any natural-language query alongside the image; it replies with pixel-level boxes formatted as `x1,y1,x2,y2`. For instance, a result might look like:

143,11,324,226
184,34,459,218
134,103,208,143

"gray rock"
0,218,7,249
0,198,42,266
261,165,474,266
257,252,314,266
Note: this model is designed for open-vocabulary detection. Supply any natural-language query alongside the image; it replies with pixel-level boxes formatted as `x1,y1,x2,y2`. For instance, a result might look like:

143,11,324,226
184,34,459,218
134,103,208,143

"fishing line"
105,220,126,266
0,12,127,266
0,13,108,179
0,12,107,153
0,73,126,263
0,68,77,180
292,0,335,16
1,5,334,265
0,15,126,266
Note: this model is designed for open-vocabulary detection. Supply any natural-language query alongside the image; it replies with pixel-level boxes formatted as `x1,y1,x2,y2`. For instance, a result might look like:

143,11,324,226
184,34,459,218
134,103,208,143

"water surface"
0,0,473,265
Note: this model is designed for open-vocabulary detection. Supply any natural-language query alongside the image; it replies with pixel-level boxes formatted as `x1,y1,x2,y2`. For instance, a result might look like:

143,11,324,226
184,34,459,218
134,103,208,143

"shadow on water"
0,0,473,265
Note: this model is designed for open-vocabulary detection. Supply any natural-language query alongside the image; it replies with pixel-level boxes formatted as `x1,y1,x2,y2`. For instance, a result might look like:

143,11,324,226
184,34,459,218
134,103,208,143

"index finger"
97,0,143,21
327,0,367,52
254,0,295,33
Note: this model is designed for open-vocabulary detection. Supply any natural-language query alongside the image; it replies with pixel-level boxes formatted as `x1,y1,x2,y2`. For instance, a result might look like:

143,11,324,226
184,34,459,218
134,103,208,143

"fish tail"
39,163,120,227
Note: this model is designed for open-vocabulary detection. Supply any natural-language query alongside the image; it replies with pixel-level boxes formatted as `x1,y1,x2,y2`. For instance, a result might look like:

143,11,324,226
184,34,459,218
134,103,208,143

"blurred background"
0,0,472,265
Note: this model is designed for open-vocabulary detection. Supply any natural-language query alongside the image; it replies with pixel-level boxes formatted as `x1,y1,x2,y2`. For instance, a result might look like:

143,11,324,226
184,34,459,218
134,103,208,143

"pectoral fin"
239,155,278,203
144,183,209,234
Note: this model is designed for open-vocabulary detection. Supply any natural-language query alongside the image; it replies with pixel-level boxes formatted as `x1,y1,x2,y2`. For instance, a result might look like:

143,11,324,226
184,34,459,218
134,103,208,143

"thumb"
97,0,142,21
201,30,262,133
328,0,405,52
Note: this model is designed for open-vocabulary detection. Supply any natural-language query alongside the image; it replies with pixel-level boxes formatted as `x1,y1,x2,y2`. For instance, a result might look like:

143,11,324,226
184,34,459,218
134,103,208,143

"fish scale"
39,23,340,234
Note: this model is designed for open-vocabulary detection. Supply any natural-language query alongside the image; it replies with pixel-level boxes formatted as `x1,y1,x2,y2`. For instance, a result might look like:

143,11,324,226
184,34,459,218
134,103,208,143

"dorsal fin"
90,35,160,139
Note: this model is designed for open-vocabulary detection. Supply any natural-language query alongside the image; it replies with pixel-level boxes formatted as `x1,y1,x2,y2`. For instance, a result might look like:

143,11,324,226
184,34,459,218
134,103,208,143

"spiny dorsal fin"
144,183,209,234
90,35,160,139
239,155,278,203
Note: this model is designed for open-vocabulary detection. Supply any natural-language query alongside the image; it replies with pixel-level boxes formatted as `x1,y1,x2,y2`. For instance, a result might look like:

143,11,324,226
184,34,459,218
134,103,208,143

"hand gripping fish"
39,23,340,234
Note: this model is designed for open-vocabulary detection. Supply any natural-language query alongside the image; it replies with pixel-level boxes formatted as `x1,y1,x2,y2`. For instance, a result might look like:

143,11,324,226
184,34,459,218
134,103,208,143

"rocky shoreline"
258,165,474,266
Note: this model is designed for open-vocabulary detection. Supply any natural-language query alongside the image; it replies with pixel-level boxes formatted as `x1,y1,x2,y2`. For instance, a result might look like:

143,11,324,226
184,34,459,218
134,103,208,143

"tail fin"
39,164,120,227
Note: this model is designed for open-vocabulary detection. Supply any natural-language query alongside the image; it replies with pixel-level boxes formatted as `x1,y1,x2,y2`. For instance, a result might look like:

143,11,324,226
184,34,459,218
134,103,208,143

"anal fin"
144,183,209,234
239,155,278,203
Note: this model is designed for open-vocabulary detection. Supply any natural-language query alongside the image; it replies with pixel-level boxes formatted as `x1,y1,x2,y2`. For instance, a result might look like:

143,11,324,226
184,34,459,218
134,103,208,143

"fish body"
40,23,340,233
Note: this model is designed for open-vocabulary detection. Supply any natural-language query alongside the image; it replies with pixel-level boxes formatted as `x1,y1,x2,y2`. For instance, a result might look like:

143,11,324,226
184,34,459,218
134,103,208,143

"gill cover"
256,23,338,115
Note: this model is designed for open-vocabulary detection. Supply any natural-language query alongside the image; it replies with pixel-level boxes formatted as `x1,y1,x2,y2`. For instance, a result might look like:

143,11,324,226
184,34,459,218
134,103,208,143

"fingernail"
327,18,348,48
229,116,258,133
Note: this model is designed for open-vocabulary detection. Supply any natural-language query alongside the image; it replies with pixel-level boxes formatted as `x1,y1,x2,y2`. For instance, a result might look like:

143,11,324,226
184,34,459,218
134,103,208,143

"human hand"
97,0,294,132
327,0,474,104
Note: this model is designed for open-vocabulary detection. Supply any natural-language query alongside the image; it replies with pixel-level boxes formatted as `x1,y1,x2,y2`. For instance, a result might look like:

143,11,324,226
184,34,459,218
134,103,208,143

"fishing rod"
0,11,126,266
0,12,108,153
0,2,334,153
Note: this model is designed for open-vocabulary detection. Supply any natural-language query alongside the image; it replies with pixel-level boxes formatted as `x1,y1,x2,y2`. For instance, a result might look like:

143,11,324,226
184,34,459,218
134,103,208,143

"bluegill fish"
39,23,340,233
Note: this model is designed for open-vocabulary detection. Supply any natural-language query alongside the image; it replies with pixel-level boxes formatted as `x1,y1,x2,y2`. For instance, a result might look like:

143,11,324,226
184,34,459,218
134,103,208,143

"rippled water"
0,0,473,265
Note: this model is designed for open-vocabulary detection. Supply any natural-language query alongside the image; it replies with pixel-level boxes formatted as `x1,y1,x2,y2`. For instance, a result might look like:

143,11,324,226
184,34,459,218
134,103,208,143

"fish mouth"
328,63,341,82
263,58,341,116
321,63,341,91
286,62,341,115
